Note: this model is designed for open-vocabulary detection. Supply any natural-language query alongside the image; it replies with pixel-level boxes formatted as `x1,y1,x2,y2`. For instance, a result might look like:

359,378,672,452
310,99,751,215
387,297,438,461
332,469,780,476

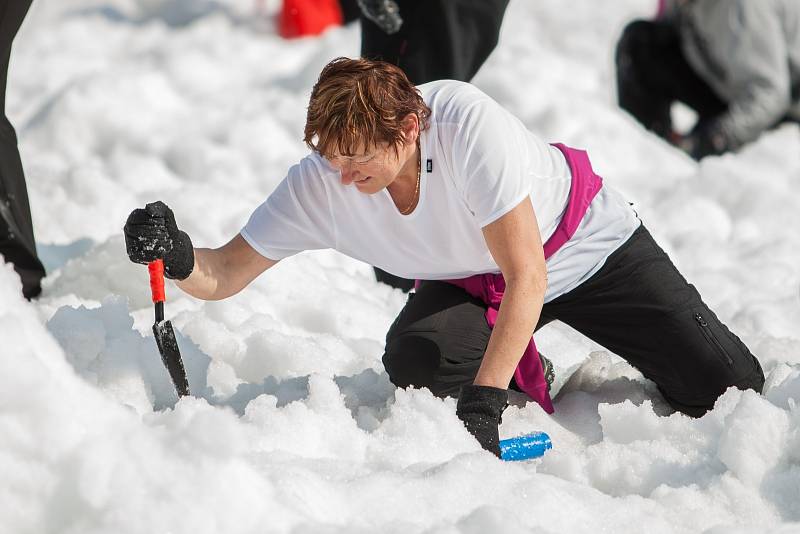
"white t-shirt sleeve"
448,91,533,228
240,155,336,260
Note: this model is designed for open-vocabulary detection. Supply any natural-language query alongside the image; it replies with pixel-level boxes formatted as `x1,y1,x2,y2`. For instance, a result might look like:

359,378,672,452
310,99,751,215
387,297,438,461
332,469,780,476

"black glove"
677,118,734,160
357,0,403,34
456,384,508,457
124,201,194,280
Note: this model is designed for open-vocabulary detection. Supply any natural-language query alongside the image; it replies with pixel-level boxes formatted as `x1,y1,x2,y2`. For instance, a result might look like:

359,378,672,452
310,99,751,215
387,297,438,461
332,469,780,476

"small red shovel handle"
148,259,166,304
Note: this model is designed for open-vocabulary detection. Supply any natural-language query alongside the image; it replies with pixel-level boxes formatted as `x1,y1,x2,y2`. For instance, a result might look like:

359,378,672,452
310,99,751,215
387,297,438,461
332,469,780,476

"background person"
358,0,508,86
0,0,46,300
616,0,800,160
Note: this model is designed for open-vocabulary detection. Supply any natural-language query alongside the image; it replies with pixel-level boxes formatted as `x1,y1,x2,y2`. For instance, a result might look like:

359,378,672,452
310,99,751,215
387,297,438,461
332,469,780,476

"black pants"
338,0,360,24
361,0,509,292
0,0,45,299
615,19,727,140
360,0,509,85
382,225,765,417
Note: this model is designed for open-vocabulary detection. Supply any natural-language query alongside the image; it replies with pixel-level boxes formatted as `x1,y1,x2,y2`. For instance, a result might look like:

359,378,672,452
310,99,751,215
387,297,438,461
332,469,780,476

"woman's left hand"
456,384,509,456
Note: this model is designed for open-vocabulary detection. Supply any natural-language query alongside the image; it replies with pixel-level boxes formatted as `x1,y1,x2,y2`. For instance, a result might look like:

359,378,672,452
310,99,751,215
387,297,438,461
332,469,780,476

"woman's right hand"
124,201,195,280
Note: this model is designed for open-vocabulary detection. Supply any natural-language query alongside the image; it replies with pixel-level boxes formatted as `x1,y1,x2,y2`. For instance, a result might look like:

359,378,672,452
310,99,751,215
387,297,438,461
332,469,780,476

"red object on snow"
279,0,343,38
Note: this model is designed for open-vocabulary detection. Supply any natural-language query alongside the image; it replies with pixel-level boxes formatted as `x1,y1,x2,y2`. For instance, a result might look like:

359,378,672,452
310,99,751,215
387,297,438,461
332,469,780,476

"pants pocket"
692,309,734,367
659,305,759,408
681,305,759,391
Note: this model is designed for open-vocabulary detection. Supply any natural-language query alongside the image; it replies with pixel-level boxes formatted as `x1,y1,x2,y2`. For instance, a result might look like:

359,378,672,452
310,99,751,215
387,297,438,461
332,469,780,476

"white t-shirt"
242,81,640,302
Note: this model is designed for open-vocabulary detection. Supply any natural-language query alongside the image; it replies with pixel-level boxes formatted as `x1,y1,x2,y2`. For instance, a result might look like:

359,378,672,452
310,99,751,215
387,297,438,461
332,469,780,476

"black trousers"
0,0,45,299
360,0,509,85
615,19,727,140
338,0,360,24
361,0,509,292
382,225,765,417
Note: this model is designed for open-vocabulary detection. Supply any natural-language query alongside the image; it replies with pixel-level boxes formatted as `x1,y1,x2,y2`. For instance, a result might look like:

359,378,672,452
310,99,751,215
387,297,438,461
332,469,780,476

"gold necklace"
398,137,421,215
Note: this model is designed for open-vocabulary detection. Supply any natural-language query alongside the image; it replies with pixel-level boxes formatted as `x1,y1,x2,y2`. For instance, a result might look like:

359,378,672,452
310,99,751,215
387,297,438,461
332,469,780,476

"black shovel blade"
153,319,190,397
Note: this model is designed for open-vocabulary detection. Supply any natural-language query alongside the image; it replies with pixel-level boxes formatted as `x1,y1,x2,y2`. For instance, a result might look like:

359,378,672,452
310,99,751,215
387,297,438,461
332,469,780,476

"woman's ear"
400,113,419,144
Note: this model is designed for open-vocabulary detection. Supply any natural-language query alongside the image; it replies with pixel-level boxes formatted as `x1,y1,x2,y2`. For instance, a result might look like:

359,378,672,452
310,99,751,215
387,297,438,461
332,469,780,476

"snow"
2,0,800,532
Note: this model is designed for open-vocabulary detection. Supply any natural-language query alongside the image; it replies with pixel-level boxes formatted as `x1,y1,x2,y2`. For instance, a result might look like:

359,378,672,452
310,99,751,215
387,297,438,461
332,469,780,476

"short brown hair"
304,57,431,158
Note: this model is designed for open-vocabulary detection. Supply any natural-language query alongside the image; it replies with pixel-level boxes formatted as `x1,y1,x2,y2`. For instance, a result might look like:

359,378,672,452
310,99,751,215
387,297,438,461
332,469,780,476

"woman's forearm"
175,248,230,301
175,235,277,301
473,276,546,389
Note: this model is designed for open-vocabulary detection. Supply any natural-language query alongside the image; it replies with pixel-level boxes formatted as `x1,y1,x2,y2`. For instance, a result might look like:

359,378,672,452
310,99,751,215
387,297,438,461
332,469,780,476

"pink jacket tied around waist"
443,144,603,413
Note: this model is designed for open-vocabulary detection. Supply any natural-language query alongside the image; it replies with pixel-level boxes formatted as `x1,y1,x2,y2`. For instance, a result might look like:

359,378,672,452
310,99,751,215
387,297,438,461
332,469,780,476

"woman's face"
326,142,405,194
325,114,418,195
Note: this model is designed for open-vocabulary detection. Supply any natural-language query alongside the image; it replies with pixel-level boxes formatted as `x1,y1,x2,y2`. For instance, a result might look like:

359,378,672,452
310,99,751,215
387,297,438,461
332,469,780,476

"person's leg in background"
338,0,360,24
360,0,509,84
615,19,727,141
0,0,45,300
543,225,764,416
360,0,509,291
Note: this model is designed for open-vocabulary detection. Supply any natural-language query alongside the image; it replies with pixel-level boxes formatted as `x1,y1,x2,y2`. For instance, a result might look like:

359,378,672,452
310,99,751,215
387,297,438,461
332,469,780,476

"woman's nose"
339,162,356,184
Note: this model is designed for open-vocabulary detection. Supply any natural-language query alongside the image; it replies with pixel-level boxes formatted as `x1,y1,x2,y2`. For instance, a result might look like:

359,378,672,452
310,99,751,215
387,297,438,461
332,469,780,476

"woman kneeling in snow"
124,57,764,456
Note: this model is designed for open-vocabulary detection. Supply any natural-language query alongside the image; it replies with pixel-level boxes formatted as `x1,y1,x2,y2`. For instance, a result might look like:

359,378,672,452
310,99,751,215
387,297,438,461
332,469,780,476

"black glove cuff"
686,118,734,160
457,385,508,420
163,230,195,281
